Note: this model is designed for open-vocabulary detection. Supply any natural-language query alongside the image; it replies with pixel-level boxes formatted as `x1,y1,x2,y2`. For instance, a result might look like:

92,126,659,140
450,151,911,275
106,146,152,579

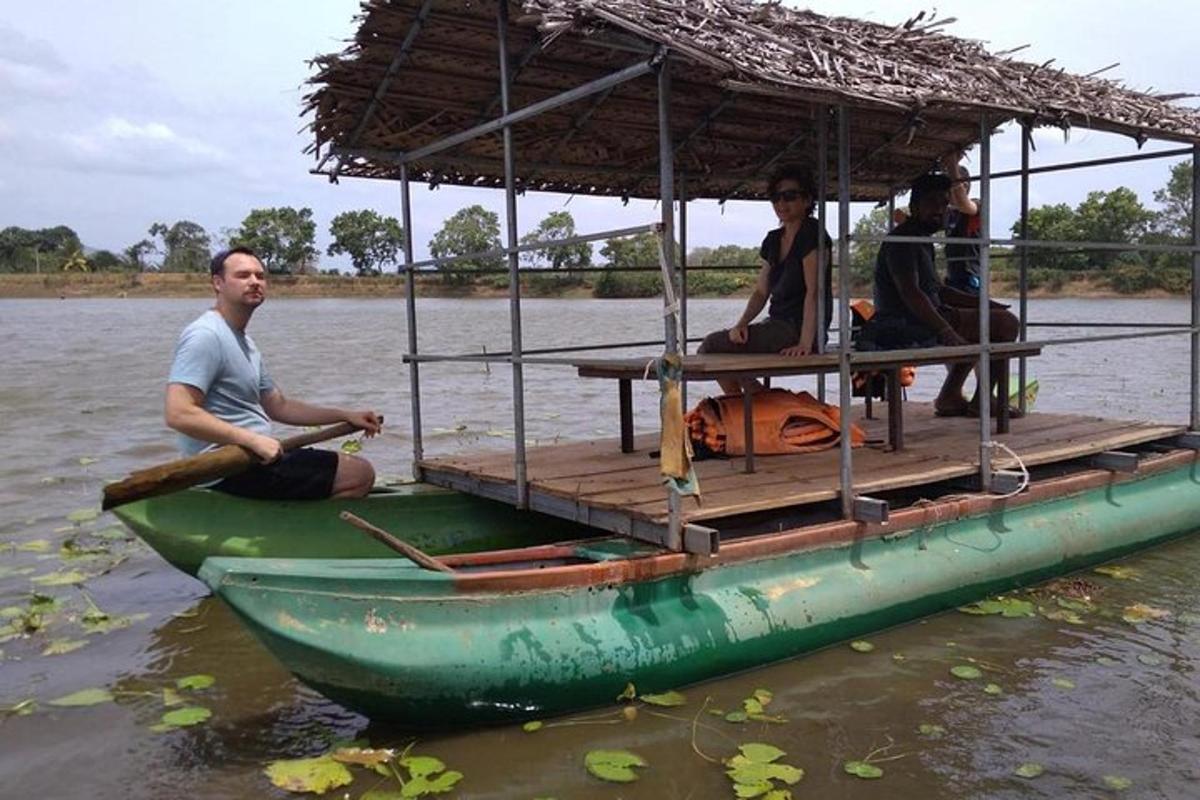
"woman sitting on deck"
698,165,833,395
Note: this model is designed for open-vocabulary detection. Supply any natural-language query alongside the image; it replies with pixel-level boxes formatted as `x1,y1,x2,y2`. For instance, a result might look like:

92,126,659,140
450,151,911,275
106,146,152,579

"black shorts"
213,447,339,501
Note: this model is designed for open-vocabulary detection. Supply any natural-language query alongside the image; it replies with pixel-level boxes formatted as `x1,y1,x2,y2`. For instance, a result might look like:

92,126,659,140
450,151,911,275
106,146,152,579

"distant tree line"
4,163,1189,297
847,162,1194,294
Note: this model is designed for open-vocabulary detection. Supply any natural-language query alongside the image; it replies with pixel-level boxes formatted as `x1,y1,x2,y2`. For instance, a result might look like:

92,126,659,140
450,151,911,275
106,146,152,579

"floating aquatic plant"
584,749,647,783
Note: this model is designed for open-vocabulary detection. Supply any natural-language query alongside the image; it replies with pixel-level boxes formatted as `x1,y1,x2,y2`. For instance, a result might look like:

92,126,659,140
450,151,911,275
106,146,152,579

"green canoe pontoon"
113,483,592,576
200,450,1200,727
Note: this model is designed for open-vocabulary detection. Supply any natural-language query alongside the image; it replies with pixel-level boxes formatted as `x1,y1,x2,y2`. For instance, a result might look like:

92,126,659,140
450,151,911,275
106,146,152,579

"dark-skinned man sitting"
872,172,1021,418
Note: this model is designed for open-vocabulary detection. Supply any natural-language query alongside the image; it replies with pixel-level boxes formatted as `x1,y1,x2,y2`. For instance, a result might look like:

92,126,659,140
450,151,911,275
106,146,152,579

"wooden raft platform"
418,404,1184,544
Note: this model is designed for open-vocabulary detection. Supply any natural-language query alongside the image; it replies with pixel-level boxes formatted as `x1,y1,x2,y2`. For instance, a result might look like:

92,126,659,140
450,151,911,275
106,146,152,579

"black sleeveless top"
761,218,833,347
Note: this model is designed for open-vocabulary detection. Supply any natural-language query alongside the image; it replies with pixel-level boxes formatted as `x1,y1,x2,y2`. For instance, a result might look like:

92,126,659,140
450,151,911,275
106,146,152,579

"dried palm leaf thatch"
305,0,1200,200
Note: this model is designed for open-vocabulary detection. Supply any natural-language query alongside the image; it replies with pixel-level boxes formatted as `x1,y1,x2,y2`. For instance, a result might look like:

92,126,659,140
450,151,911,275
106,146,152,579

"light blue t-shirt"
168,309,274,456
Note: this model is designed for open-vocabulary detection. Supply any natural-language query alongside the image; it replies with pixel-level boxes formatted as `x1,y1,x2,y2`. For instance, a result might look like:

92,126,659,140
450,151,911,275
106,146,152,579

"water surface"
1,296,1196,798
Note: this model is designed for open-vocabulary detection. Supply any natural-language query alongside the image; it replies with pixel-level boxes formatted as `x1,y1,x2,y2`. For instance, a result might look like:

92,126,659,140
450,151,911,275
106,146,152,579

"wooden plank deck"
418,404,1184,535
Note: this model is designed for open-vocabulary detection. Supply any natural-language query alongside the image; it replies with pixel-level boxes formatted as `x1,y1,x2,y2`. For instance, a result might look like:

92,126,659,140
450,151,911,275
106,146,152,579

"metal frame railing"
344,2,1200,546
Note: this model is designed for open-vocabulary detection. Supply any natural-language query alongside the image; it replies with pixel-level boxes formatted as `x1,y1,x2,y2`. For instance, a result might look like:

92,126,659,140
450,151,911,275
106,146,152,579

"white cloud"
0,23,71,99
58,116,230,176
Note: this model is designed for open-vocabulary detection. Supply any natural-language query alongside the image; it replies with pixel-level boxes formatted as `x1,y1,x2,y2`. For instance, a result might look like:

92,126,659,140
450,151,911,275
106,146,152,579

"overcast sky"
1,1,1196,270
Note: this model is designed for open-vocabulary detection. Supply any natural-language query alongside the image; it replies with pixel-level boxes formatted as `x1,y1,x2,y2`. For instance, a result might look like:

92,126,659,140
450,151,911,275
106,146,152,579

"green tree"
1014,203,1087,271
850,207,889,286
428,205,502,285
327,209,405,276
0,226,82,273
1153,160,1194,240
1073,187,1153,268
124,239,157,272
519,210,591,271
88,250,127,271
232,207,318,274
698,244,760,268
594,231,667,298
150,220,211,272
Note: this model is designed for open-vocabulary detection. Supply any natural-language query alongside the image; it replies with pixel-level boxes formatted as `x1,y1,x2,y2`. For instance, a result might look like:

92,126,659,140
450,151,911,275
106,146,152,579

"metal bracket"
683,524,720,556
852,496,889,524
990,470,1027,495
1090,451,1139,473
1169,431,1200,450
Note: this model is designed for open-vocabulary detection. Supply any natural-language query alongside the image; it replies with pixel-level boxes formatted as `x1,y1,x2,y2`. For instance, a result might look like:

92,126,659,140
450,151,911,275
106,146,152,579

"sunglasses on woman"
769,189,806,203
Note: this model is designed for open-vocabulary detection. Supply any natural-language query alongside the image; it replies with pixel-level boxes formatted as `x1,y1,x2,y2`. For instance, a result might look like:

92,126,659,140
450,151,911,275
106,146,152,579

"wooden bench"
572,342,1042,471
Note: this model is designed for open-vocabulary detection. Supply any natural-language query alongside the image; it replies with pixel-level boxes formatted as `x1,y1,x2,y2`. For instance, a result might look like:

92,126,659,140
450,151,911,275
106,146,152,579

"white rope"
655,227,684,350
985,440,1030,498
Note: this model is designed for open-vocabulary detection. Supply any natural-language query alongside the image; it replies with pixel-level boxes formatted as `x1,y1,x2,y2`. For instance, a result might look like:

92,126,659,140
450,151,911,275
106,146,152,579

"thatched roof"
306,0,1200,201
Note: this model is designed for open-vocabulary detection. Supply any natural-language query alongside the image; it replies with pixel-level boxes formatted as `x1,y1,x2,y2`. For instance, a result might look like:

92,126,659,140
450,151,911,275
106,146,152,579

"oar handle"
101,419,380,511
339,511,455,574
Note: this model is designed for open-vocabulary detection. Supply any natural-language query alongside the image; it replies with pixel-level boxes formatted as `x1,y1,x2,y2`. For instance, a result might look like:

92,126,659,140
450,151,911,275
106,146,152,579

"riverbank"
0,271,1183,300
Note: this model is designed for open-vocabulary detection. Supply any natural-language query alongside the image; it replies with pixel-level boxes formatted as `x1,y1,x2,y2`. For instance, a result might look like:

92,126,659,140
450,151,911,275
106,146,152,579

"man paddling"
164,247,381,499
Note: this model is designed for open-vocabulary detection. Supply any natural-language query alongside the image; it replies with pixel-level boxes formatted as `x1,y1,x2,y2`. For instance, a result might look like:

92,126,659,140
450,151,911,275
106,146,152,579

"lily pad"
916,723,946,739
843,760,883,779
752,688,774,705
31,570,89,586
340,439,363,455
1094,565,1139,580
1051,677,1076,690
157,705,211,728
739,743,786,764
983,683,1004,695
950,665,983,680
725,711,748,723
957,596,1035,618
1102,775,1133,791
176,674,216,691
1096,656,1121,667
162,688,184,707
1137,653,1164,666
400,755,445,779
640,690,686,707
1014,762,1044,779
1122,603,1169,624
15,539,51,553
78,457,99,466
332,747,394,767
48,687,113,707
584,749,647,783
522,720,543,733
400,770,463,797
615,682,637,702
83,612,148,635
849,640,875,653
42,638,89,656
66,508,100,524
264,756,354,795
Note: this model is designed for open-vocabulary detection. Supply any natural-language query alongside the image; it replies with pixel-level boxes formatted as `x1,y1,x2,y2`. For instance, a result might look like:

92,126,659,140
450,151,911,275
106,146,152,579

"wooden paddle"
101,421,372,510
339,511,454,574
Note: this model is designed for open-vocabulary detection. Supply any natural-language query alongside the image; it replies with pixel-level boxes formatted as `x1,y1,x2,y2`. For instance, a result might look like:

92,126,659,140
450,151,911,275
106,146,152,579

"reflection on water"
1,297,1197,798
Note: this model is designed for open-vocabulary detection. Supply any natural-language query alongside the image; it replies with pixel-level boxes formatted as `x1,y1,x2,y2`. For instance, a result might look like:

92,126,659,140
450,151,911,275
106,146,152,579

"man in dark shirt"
873,173,1020,417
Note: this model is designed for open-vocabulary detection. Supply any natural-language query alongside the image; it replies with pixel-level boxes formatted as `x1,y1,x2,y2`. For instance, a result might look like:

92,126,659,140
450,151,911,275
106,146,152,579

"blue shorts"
213,447,339,500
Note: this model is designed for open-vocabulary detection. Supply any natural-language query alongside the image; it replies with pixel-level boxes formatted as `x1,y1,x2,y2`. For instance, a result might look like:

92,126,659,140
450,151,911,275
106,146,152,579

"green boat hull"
200,460,1200,727
115,484,590,576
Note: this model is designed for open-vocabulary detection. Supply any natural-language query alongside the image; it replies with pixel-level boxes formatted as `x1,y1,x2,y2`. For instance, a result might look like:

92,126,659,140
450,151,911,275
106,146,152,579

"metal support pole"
1192,143,1200,430
1018,122,1030,415
836,106,854,519
886,196,895,231
497,1,528,507
658,55,682,549
679,173,688,411
977,114,993,489
816,105,829,403
401,165,423,479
